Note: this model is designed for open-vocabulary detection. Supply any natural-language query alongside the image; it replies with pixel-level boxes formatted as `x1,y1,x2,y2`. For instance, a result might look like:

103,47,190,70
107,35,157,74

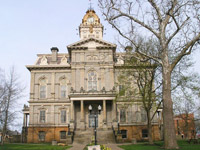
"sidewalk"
68,143,86,150
68,143,131,150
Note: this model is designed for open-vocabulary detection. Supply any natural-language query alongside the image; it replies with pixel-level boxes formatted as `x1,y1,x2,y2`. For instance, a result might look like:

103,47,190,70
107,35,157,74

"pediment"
67,37,116,51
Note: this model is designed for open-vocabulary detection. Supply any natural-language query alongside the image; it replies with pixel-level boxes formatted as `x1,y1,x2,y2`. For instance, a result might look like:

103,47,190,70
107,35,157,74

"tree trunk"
147,111,153,144
162,65,179,149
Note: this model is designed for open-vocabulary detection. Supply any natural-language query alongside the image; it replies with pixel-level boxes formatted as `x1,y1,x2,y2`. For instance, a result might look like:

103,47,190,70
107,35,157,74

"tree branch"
171,33,200,71
110,8,160,38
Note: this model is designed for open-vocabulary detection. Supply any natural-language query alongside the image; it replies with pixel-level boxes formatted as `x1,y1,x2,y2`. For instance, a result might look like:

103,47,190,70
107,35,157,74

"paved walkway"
68,143,130,150
68,143,86,150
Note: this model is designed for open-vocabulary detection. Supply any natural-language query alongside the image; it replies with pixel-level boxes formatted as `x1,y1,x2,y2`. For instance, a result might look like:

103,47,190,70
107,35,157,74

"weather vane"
89,0,93,10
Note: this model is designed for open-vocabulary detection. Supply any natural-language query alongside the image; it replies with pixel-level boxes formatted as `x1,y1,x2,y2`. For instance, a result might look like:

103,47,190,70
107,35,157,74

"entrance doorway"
89,114,98,127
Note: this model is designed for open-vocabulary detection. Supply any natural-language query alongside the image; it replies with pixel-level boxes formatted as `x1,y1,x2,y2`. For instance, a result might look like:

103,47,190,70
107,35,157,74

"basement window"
121,130,127,139
142,129,148,138
38,131,45,141
60,131,66,139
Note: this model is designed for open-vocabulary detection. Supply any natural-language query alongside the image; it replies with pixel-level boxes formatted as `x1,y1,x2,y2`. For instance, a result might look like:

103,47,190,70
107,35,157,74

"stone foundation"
27,127,70,143
118,125,160,142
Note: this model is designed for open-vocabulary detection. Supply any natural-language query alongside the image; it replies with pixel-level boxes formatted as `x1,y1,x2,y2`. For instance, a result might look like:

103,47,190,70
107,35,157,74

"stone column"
80,100,84,122
30,72,35,99
51,72,55,99
112,101,117,122
103,100,107,123
23,113,26,127
70,101,74,122
25,114,28,127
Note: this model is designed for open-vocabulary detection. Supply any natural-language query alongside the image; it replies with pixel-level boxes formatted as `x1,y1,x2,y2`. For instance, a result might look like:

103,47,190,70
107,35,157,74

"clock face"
87,17,94,24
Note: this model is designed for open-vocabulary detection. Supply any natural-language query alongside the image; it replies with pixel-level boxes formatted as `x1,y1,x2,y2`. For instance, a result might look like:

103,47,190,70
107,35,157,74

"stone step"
73,129,116,145
97,130,116,144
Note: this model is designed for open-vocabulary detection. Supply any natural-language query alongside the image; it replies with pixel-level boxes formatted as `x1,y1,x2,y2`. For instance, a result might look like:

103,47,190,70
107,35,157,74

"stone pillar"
103,100,106,123
80,100,84,121
23,113,26,127
51,72,55,99
30,73,35,99
80,100,85,130
112,101,117,122
25,114,28,127
70,101,74,122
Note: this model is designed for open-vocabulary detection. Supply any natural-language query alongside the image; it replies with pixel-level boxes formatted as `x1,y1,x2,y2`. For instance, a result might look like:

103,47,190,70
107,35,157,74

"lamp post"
68,124,71,135
88,104,102,145
117,121,120,134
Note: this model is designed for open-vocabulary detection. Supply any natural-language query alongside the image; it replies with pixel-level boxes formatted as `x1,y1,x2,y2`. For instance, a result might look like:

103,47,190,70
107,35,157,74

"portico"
69,94,117,130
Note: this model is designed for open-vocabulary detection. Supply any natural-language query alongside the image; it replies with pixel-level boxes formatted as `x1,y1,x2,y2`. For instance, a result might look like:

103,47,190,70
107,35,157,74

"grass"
0,143,71,150
119,140,200,150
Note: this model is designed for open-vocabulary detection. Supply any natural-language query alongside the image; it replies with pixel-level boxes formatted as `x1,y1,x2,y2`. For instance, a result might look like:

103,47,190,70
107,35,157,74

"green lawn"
119,140,200,150
0,143,71,150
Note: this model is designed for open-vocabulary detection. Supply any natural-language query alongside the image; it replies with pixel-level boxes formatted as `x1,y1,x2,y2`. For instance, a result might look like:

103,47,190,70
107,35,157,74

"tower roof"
82,9,100,25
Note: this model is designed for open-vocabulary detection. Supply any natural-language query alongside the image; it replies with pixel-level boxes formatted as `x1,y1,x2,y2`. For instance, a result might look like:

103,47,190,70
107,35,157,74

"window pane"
40,110,45,123
141,109,147,122
142,129,148,138
60,131,66,139
40,86,46,98
121,130,127,139
88,71,97,91
120,109,126,122
61,85,66,98
39,131,45,141
61,110,66,123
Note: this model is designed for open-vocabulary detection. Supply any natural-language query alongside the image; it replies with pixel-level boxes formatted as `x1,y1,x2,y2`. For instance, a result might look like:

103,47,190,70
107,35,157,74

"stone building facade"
22,9,161,144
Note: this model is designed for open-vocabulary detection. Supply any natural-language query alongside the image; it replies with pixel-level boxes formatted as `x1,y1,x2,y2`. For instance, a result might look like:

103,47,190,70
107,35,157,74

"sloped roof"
67,37,116,52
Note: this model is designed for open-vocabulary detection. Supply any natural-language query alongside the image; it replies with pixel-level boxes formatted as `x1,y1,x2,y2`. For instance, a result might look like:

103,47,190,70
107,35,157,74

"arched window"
88,71,97,91
39,78,47,99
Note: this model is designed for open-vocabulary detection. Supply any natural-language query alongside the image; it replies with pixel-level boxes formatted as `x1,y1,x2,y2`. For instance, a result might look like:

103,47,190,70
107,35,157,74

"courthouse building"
22,8,161,144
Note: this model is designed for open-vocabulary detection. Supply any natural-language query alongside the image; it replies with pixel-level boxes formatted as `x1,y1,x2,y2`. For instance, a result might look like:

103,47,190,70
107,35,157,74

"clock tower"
79,9,104,40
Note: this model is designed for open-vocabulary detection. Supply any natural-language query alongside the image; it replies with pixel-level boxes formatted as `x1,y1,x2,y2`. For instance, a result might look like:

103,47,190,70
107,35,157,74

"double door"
89,114,98,128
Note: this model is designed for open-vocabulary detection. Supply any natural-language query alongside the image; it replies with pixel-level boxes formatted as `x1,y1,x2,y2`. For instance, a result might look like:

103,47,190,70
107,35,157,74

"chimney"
51,47,59,62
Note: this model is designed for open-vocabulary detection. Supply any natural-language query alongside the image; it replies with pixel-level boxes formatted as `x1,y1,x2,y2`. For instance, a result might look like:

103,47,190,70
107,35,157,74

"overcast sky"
0,0,199,130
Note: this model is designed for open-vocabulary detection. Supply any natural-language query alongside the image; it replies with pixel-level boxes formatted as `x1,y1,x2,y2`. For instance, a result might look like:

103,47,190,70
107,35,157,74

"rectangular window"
61,85,66,98
60,131,66,139
142,129,148,138
120,109,126,122
39,131,45,141
61,110,66,123
141,113,147,122
121,130,127,139
40,110,45,123
119,85,125,95
40,86,46,98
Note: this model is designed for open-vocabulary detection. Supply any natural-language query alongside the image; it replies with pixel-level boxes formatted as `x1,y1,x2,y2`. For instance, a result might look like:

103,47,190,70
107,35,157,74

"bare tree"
0,67,24,145
98,0,200,149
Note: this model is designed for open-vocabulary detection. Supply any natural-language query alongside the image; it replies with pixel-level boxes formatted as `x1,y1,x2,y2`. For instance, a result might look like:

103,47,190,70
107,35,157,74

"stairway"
73,130,93,144
97,129,116,144
73,129,116,145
